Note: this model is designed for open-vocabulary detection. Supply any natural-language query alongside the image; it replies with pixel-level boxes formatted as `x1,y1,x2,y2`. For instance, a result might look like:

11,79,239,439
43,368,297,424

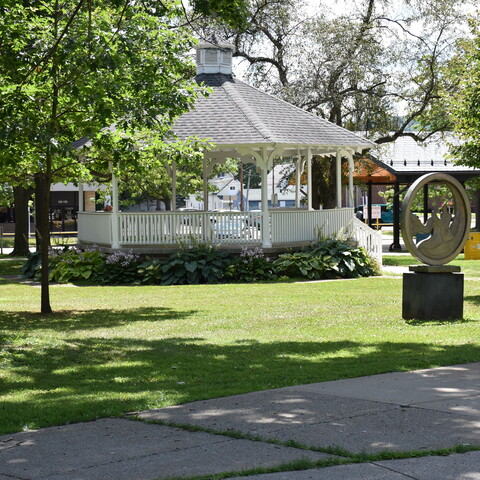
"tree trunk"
311,156,338,210
35,173,52,314
10,186,32,257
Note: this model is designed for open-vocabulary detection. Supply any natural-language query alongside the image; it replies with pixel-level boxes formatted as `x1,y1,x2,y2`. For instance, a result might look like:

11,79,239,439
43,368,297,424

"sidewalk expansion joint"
371,462,419,480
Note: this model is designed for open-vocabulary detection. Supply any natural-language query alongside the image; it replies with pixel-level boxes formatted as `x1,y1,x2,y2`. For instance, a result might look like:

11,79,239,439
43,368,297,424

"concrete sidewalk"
1,363,480,479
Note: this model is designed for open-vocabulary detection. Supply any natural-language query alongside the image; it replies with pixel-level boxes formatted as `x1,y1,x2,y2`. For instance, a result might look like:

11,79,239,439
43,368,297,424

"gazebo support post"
171,159,177,211
260,148,272,248
110,162,120,249
295,154,302,208
336,150,342,208
203,158,209,211
307,148,313,210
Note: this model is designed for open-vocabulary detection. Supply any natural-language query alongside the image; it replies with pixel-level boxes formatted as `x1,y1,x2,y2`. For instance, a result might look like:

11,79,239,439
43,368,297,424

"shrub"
307,238,378,279
274,239,378,281
136,259,164,285
99,250,142,284
161,244,230,285
20,250,42,279
22,247,142,285
274,252,329,280
48,247,106,283
225,247,277,282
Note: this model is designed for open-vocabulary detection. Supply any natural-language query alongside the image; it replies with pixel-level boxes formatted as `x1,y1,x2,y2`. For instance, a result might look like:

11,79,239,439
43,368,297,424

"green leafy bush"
48,247,106,283
274,252,329,280
161,244,230,285
98,250,142,284
225,247,277,282
307,238,378,278
274,239,378,280
20,250,42,279
20,237,378,286
136,259,164,285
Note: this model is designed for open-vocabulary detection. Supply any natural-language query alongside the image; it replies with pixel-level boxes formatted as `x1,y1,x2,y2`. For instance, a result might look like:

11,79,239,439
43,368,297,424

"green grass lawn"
1,257,480,435
383,253,480,278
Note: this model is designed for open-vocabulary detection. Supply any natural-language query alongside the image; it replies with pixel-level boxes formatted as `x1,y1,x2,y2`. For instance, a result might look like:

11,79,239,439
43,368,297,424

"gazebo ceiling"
174,69,375,159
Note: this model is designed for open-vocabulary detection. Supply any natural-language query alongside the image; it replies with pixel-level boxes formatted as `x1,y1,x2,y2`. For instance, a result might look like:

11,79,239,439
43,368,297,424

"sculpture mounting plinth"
402,266,464,320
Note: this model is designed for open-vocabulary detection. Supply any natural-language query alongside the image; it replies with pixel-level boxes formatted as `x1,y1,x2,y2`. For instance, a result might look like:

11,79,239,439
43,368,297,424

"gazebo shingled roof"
174,73,374,155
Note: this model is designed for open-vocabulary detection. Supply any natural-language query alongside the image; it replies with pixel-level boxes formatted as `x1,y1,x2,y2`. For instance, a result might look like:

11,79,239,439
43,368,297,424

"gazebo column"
260,164,271,247
171,159,177,211
240,147,274,248
336,149,342,208
203,158,209,211
295,154,301,208
109,162,120,249
307,148,313,210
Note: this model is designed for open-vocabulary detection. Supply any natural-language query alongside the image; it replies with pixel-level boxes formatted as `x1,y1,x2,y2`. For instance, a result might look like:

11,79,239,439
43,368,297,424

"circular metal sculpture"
400,173,471,266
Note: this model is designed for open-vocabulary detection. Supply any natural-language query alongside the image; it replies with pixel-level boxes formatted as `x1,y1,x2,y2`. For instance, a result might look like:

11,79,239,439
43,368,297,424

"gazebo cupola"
195,40,234,75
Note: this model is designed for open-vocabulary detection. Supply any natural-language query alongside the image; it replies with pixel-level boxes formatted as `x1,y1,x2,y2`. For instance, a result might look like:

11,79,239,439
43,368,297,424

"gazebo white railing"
78,208,382,262
349,217,383,264
270,208,353,243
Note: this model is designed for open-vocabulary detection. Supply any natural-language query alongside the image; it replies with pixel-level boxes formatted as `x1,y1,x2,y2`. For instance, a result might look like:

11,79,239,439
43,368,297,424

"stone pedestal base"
402,266,464,320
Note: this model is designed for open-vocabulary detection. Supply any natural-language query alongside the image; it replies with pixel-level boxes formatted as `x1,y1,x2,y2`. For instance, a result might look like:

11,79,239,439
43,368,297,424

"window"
204,50,218,64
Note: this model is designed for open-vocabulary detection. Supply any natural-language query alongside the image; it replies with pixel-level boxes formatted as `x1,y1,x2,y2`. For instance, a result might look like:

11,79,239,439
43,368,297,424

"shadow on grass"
2,309,480,434
0,307,199,331
465,295,480,306
405,317,475,326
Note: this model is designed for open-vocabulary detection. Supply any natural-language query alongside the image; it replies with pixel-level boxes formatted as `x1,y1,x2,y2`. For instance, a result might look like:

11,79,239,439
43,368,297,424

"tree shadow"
2,330,480,434
0,307,198,331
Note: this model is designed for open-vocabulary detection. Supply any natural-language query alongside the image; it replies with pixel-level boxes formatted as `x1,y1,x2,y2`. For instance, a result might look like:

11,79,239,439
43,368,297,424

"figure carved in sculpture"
409,206,461,258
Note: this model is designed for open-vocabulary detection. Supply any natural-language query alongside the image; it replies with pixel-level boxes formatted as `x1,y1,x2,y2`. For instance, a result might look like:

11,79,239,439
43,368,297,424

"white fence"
78,209,382,263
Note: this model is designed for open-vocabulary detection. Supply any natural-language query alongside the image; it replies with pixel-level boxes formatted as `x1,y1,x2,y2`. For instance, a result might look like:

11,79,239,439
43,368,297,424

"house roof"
174,73,374,158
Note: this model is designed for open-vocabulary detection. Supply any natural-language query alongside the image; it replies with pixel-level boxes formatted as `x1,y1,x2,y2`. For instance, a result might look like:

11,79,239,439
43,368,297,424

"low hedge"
21,240,379,285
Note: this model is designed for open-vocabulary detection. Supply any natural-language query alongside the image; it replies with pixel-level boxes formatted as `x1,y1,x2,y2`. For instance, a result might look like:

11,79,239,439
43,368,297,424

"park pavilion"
77,40,381,261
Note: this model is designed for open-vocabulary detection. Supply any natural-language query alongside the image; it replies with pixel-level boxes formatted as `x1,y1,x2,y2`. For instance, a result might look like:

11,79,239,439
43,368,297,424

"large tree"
226,0,467,139
0,0,247,313
447,17,480,167
205,0,472,207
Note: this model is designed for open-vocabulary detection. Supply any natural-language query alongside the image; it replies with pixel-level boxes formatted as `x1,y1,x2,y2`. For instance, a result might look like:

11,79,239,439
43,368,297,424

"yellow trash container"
464,232,480,259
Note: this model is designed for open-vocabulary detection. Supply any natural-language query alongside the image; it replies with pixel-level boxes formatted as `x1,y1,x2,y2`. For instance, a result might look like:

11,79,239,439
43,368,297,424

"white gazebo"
78,40,382,261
